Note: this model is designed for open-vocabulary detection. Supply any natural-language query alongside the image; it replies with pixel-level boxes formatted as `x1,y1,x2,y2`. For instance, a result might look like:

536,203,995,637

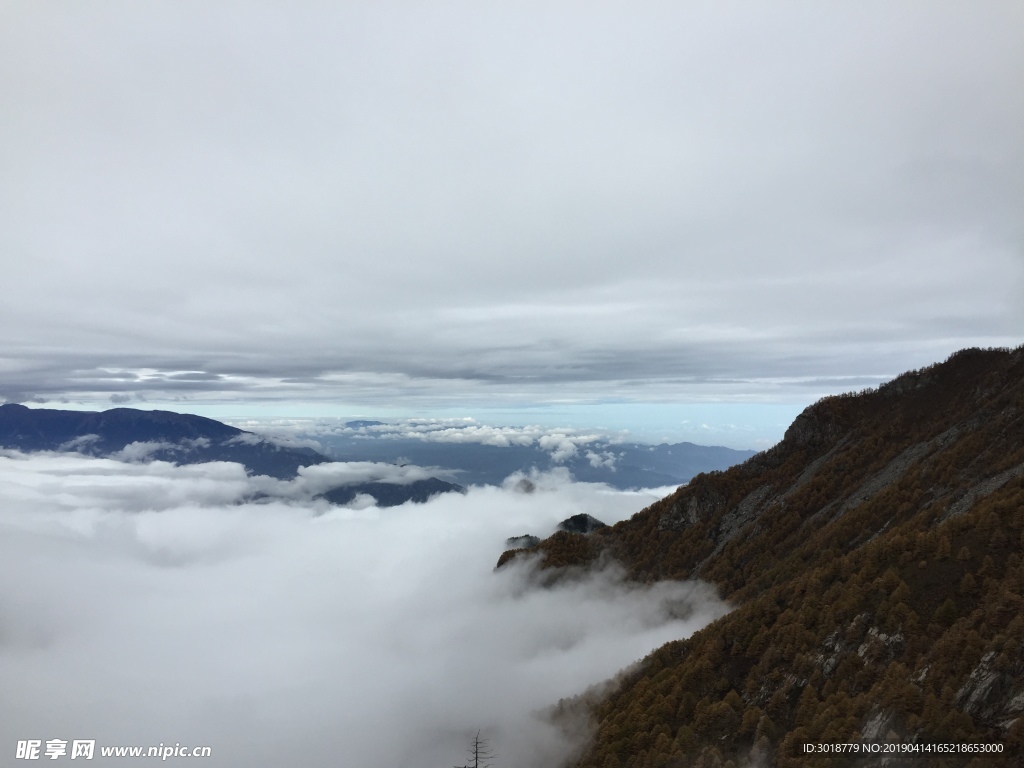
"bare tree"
454,730,495,768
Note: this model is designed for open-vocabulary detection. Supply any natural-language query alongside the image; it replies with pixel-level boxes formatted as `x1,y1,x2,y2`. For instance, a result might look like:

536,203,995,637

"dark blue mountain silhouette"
0,404,461,506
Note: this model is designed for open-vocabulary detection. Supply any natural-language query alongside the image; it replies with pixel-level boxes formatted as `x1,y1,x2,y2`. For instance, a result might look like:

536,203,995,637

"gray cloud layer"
260,416,612,458
0,452,725,766
2,3,1022,409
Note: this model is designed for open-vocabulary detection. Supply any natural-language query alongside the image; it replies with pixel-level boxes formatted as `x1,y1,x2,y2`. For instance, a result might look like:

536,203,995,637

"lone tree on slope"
454,730,494,768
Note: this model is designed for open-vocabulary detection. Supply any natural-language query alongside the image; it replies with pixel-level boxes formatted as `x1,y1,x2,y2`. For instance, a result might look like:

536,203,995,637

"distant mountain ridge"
0,405,756,494
0,404,240,447
314,432,756,490
0,404,461,507
0,403,325,479
501,347,1024,766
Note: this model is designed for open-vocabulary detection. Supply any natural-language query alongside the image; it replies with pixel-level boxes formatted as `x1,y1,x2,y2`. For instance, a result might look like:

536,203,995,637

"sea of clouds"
229,416,620,462
0,451,728,767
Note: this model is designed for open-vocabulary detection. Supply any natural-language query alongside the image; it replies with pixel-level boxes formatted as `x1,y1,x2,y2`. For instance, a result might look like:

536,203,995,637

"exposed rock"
707,484,774,558
816,629,849,679
837,430,957,517
658,480,725,531
780,436,850,498
781,405,843,450
1003,689,1024,717
860,708,898,743
814,614,887,679
855,627,905,664
955,651,1013,720
940,461,1024,522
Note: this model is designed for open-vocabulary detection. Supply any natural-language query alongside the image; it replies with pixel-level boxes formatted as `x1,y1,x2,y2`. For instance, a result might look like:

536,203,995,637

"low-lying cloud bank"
0,453,728,767
233,416,619,463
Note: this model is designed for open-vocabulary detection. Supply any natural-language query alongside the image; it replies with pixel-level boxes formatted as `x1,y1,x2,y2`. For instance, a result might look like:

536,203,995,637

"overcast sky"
2,2,1022,441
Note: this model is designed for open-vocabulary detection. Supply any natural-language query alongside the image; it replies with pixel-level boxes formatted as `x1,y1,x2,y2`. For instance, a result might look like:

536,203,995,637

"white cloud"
537,432,604,463
232,417,634,461
223,429,323,452
0,449,460,509
223,433,266,447
0,452,726,767
401,424,537,448
57,434,101,452
265,460,446,498
356,418,546,446
110,440,175,462
345,492,378,510
108,437,211,462
586,450,618,470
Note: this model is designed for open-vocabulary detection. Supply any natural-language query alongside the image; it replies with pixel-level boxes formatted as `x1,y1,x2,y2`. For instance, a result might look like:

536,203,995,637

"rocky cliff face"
502,346,1024,767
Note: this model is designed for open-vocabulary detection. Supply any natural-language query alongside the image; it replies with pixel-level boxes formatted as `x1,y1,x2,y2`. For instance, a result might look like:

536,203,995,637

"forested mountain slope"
503,347,1024,767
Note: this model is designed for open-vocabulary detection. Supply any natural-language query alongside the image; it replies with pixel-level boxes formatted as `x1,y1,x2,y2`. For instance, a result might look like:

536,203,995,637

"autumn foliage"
503,346,1024,767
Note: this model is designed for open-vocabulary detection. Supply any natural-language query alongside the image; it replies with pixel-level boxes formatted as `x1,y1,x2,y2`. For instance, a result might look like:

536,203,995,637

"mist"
0,452,728,767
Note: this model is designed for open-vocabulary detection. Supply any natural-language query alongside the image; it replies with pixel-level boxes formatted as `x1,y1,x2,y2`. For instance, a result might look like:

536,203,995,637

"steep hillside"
504,347,1024,767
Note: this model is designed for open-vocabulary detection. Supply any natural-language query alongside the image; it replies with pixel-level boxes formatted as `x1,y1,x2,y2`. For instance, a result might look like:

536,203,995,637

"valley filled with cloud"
0,451,727,766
